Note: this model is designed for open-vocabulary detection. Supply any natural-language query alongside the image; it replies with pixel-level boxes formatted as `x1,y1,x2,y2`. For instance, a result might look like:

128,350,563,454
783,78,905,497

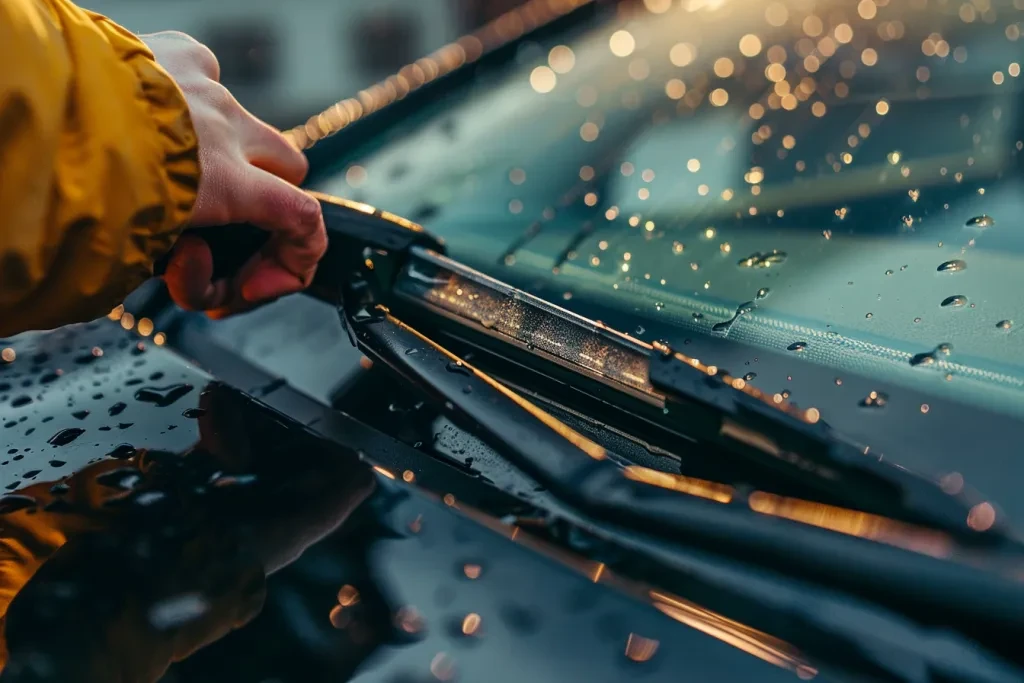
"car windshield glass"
310,0,1024,513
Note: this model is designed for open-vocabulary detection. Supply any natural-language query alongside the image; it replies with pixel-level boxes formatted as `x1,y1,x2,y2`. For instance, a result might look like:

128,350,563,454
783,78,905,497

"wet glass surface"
311,0,1024,531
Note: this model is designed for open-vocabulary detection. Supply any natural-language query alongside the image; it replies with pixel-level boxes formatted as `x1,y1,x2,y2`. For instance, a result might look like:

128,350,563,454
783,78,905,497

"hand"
142,32,327,318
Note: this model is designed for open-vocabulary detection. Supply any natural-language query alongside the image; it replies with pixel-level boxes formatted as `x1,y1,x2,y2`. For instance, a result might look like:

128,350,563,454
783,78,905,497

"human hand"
142,32,327,318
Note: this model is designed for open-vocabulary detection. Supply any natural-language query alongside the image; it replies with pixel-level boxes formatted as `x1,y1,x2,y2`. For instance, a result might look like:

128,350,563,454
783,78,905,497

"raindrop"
48,460,65,468
71,410,89,420
743,372,757,381
941,295,968,308
182,408,206,418
787,341,808,352
937,259,967,273
654,302,664,311
996,319,1013,330
107,444,137,460
756,287,770,300
10,396,31,408
860,391,889,408
865,312,873,319
404,348,419,355
691,312,703,320
445,361,471,376
737,250,788,269
885,269,893,276
48,428,85,446
108,402,127,416
910,352,936,367
134,383,194,407
712,301,756,333
635,325,645,335
965,215,994,228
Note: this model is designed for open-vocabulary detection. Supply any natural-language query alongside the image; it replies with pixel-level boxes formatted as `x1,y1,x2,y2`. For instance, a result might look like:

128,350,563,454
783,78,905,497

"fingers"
163,234,233,311
244,120,309,186
232,167,327,302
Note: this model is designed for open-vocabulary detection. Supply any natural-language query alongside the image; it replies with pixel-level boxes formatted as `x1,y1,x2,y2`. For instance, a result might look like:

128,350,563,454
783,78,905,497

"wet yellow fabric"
0,0,200,337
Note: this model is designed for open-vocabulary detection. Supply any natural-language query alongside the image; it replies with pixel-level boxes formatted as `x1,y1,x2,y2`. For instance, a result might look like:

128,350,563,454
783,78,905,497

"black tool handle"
153,223,270,282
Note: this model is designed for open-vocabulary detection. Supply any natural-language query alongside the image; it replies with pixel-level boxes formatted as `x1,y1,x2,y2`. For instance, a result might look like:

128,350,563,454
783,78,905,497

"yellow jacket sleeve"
0,0,200,337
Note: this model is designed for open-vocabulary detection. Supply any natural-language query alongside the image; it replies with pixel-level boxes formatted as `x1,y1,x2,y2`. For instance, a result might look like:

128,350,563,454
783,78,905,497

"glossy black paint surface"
0,322,821,682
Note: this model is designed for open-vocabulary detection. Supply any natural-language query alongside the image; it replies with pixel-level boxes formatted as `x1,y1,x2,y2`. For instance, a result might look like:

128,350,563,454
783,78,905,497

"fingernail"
301,199,322,225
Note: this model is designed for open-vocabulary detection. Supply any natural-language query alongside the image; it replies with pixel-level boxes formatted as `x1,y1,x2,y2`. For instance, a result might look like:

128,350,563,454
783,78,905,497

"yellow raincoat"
0,0,200,338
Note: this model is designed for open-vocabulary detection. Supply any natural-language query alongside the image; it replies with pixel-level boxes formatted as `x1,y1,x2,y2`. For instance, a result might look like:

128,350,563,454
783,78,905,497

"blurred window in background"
351,12,421,79
204,22,279,87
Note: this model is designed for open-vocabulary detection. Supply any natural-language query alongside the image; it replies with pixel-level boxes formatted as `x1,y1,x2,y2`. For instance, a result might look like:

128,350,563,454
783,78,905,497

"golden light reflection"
461,613,482,636
624,466,734,503
968,502,996,531
0,348,14,363
548,45,575,73
739,34,762,57
609,30,636,57
153,332,166,346
748,491,953,557
137,317,154,337
651,590,817,677
373,465,396,479
669,42,697,67
530,65,557,93
625,633,660,662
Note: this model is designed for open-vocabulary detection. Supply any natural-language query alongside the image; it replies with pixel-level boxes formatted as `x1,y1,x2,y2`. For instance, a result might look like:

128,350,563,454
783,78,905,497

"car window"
310,0,1024,516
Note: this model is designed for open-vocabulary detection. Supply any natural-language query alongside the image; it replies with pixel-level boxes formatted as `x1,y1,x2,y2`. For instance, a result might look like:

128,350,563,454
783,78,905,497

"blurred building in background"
82,0,523,127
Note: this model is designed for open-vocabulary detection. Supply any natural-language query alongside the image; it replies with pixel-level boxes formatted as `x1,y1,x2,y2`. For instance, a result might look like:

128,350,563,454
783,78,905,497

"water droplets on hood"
787,341,807,352
48,428,85,447
860,391,889,408
134,384,194,408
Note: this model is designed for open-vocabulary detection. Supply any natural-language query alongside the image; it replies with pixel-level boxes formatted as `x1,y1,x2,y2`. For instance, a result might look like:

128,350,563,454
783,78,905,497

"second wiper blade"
387,246,1004,541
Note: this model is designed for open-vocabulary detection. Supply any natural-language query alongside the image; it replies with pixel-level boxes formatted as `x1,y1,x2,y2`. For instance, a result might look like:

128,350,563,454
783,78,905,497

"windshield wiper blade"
379,246,1004,541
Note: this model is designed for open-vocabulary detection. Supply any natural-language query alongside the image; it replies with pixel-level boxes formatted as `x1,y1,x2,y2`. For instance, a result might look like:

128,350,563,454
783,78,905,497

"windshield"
310,0,1024,516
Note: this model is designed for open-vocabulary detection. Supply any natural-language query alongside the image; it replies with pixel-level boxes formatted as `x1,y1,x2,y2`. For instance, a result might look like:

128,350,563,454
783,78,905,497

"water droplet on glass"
737,250,788,269
108,402,127,416
48,428,85,447
787,341,808,352
860,391,889,408
937,259,967,273
884,269,893,276
691,312,703,320
635,325,645,335
865,312,873,319
743,372,757,381
71,410,89,420
996,319,1013,330
965,215,994,228
756,287,770,300
910,351,936,367
941,295,968,308
10,396,31,408
654,302,664,311
134,383,193,407
182,408,206,418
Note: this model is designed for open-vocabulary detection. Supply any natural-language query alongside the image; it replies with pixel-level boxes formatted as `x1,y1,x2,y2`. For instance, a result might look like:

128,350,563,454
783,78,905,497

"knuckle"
190,42,221,80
